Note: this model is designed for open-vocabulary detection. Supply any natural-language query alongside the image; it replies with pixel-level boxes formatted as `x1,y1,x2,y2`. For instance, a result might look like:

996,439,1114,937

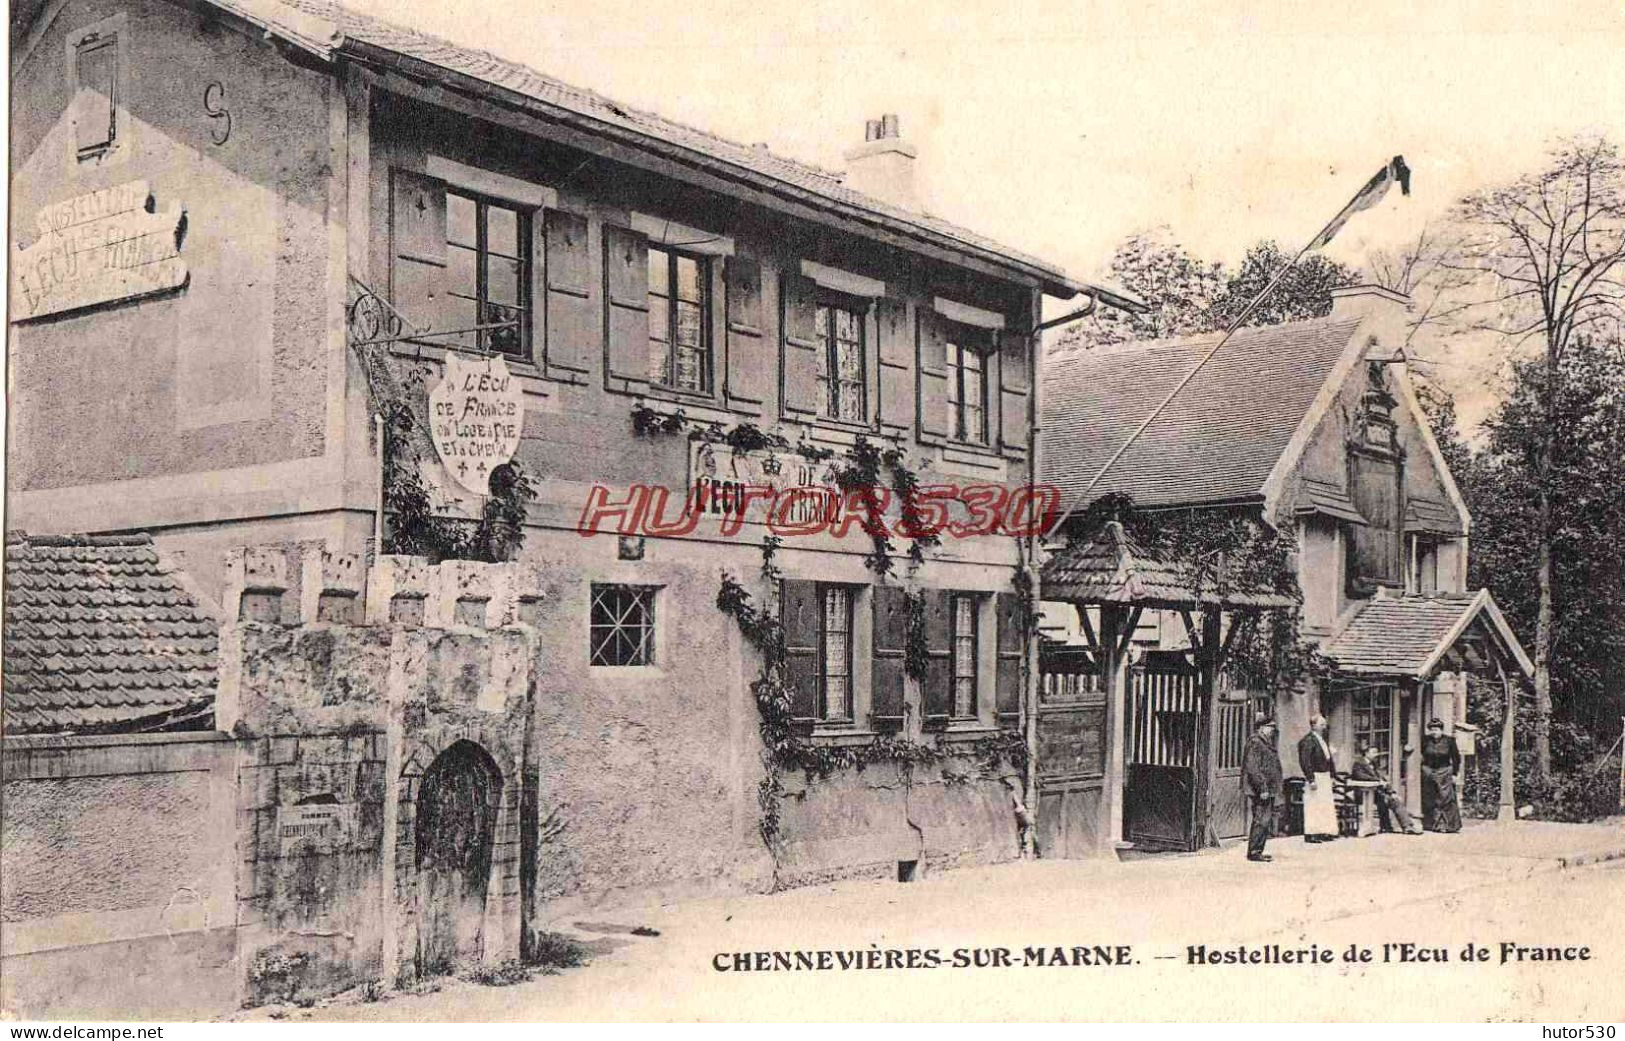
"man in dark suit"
1297,713,1338,842
1351,746,1422,835
1241,717,1284,862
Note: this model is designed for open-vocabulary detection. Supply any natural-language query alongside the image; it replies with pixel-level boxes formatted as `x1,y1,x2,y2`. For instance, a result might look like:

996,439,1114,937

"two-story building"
8,0,1142,954
1037,286,1533,855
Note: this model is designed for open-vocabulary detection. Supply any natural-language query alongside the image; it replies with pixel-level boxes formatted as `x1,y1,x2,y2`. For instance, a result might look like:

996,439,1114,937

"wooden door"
1124,659,1201,851
415,741,502,976
1206,690,1251,842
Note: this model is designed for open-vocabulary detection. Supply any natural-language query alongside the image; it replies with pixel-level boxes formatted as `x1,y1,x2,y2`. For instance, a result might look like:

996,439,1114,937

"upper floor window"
946,337,990,444
816,298,867,422
648,247,710,392
444,190,530,356
819,585,855,723
73,31,118,160
951,593,979,719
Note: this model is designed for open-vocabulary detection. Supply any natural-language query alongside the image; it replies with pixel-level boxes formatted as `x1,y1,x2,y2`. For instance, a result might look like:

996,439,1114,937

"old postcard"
3,0,1623,1024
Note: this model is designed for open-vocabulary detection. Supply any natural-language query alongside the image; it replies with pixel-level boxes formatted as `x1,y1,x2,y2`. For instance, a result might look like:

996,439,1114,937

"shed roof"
3,533,218,735
199,0,1134,305
1321,589,1533,679
1042,521,1298,609
1042,317,1361,511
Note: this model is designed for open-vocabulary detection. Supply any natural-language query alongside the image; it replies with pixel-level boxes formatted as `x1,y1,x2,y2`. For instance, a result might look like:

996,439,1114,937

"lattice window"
589,585,656,667
815,300,867,422
1352,684,1394,761
819,586,853,722
951,593,979,719
947,338,989,444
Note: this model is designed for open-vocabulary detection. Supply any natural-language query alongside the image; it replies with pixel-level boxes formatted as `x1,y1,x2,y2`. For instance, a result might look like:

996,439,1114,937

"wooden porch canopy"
1042,520,1298,611
1321,588,1534,680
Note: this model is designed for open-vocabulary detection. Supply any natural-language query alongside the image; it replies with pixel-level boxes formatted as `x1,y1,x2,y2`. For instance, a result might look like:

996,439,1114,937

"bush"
525,931,588,970
1460,716,1622,822
466,960,532,987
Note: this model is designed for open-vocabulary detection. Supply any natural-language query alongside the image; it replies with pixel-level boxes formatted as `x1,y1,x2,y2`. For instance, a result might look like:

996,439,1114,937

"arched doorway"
414,740,502,976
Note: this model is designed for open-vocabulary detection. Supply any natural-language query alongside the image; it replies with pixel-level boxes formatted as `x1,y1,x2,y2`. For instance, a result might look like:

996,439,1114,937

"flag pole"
1044,170,1391,538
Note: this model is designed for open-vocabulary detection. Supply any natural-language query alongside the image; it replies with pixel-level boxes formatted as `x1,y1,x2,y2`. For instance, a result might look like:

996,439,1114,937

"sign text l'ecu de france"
430,352,524,495
11,180,189,321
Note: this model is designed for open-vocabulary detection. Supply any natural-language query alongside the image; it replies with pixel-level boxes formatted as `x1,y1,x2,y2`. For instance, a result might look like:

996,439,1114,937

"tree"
1054,232,1358,353
1437,136,1625,778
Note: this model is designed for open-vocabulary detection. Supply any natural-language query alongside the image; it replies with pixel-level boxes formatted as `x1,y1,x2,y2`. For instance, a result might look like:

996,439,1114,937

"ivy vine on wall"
353,340,539,563
717,537,1026,853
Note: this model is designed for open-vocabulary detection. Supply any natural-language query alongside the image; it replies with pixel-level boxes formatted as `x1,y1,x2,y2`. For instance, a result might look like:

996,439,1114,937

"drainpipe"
374,412,387,561
1022,291,1100,855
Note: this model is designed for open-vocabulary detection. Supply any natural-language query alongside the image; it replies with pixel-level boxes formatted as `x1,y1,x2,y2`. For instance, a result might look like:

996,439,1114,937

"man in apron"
1297,713,1338,842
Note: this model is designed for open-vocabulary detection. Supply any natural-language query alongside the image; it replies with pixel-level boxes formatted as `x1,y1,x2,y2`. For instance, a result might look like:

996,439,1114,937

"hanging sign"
12,180,188,321
429,352,524,494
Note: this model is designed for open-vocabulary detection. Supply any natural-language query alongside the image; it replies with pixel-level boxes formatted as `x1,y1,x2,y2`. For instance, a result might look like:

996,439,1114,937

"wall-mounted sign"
689,441,844,529
12,180,188,321
430,353,523,495
277,798,357,856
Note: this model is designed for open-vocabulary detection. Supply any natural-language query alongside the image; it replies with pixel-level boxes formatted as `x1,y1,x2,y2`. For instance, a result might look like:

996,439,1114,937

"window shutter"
724,256,766,415
74,39,117,156
390,170,447,328
603,223,650,392
544,209,593,382
917,310,950,441
781,272,822,417
871,585,908,731
997,329,1030,458
995,592,1024,726
781,579,821,729
1349,453,1402,588
922,589,953,729
876,298,913,436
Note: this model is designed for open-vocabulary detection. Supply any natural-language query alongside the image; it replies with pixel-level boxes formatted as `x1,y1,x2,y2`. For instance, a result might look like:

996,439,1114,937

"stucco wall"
0,733,238,1019
8,0,335,492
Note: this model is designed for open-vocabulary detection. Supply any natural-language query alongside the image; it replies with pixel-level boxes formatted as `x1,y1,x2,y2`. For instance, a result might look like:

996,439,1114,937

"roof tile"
3,533,218,735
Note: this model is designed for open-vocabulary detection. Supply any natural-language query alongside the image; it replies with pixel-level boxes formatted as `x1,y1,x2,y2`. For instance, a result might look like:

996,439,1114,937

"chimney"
843,113,920,212
1329,284,1411,356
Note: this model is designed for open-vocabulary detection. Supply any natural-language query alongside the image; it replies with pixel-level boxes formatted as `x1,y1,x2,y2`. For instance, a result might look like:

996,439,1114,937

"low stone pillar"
365,555,432,627
300,548,365,625
221,546,290,624
431,560,497,629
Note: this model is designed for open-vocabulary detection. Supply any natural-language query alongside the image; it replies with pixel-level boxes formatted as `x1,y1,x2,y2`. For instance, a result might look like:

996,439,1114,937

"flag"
1307,155,1412,251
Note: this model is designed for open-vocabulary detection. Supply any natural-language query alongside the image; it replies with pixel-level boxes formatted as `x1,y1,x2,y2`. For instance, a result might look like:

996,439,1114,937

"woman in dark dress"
1420,718,1462,833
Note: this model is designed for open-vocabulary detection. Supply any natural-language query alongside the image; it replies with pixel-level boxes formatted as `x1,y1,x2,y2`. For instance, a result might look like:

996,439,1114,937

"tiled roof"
1042,318,1361,511
3,534,218,735
1042,521,1297,609
213,0,1118,301
1405,497,1464,536
1293,478,1367,525
1321,589,1532,678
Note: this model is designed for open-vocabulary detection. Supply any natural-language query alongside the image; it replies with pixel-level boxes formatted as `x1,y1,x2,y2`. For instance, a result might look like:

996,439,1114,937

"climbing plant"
1067,493,1327,694
631,402,938,578
718,537,1026,851
352,340,538,563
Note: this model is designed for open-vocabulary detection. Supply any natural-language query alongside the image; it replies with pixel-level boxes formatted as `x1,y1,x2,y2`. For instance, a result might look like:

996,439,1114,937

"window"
74,31,118,160
951,593,979,719
815,299,867,422
1348,450,1403,591
589,585,656,667
1351,685,1393,761
819,585,854,722
444,190,530,356
648,247,710,392
946,337,989,444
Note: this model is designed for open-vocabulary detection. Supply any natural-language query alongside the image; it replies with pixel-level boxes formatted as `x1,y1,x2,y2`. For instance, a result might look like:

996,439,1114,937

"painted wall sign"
688,441,844,528
277,799,357,856
429,353,523,495
12,180,188,321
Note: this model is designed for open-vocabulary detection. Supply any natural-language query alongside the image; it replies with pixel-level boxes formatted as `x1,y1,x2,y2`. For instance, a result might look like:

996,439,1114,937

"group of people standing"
1240,713,1463,863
